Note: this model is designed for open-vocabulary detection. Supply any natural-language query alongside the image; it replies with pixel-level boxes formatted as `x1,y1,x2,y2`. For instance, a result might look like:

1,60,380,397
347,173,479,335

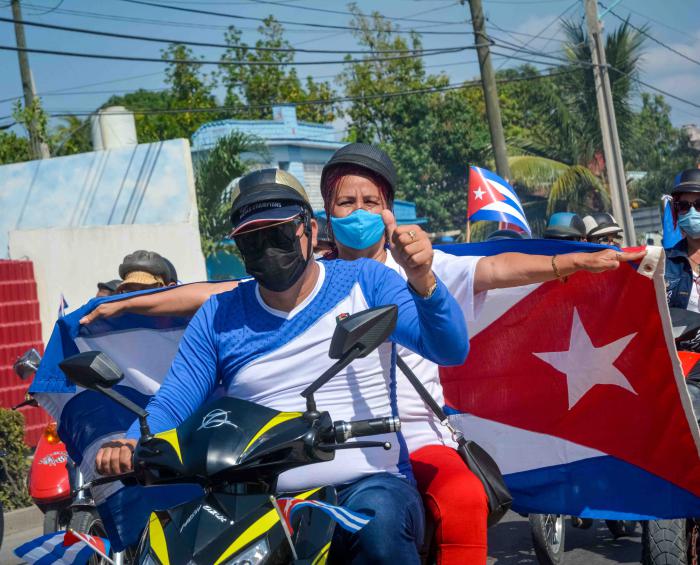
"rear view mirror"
59,351,151,437
13,348,42,380
329,305,398,360
59,351,123,391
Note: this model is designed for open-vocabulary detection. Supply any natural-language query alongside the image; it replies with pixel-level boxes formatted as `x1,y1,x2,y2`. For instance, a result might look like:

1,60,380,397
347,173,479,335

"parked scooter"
12,349,101,537
61,305,402,564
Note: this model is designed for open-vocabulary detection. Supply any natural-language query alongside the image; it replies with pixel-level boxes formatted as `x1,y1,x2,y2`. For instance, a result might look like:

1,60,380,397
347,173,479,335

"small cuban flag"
468,166,532,236
277,497,371,534
662,195,682,249
58,294,69,319
14,529,113,565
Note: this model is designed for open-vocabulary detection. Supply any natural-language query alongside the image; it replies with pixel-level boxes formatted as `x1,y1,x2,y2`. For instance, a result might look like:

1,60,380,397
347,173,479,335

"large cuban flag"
467,166,531,236
438,239,700,519
31,239,700,549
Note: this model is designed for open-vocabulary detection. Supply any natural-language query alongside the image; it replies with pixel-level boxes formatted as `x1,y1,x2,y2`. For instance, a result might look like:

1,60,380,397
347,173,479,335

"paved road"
2,508,643,564
488,511,643,564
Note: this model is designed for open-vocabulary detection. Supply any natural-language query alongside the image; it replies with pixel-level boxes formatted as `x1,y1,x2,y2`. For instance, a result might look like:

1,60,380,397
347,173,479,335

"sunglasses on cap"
589,234,622,246
674,199,700,214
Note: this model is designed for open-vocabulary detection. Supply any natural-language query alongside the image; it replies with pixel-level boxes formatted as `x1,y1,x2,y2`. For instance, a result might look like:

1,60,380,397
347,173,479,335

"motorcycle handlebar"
334,416,401,443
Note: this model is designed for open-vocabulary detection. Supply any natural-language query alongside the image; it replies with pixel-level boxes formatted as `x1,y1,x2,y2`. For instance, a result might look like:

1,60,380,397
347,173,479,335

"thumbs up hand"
382,210,436,297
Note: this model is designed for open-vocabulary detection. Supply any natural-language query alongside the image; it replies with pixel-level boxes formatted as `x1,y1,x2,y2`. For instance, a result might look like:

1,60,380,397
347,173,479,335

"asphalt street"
2,508,643,564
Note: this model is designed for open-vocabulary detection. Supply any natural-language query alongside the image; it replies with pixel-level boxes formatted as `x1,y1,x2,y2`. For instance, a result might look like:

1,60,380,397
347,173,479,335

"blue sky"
0,0,698,136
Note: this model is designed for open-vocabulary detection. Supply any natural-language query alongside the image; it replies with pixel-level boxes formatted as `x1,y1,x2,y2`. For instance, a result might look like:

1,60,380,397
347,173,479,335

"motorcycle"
640,308,700,565
60,305,402,564
13,348,101,537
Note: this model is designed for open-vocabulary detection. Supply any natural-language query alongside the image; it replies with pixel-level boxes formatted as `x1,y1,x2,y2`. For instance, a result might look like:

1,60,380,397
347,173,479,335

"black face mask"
234,219,312,292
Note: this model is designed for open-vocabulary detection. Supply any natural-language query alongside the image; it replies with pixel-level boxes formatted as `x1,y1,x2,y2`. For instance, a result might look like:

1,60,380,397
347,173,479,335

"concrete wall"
9,223,207,343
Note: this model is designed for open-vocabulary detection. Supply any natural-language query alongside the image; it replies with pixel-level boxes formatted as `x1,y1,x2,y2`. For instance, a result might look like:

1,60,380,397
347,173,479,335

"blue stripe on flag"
506,454,700,520
436,238,614,259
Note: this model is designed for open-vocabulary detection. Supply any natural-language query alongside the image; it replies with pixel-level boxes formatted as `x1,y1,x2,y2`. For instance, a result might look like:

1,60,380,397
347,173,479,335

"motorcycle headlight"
224,538,270,565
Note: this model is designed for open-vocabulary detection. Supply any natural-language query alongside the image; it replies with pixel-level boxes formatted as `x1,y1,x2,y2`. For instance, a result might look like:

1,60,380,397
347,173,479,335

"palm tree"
194,131,268,256
506,18,645,228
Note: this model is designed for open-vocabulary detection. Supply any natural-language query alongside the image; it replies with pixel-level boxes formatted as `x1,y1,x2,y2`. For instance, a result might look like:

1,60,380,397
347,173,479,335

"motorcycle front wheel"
529,513,565,565
68,510,111,565
43,506,72,534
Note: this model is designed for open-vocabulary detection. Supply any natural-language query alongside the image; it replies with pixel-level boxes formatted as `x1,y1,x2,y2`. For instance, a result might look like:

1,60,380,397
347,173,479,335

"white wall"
9,223,207,343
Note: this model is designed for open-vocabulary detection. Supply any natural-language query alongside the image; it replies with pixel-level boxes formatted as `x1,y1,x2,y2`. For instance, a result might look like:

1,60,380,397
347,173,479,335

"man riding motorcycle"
95,168,470,563
583,213,624,247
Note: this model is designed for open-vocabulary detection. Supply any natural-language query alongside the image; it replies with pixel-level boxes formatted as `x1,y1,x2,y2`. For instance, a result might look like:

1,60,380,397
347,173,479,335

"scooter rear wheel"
529,513,565,565
68,510,110,564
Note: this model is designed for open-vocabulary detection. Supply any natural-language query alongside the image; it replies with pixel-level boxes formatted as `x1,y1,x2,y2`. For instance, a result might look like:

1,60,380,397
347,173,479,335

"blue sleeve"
126,296,219,438
357,259,469,366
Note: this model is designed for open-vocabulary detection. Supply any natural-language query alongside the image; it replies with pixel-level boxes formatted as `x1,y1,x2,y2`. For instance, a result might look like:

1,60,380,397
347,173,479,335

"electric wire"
0,16,478,55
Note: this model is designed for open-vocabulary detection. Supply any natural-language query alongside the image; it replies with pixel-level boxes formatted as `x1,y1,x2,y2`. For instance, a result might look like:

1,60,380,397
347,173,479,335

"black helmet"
117,250,170,292
672,169,700,195
582,212,623,239
543,212,586,240
321,143,398,197
230,169,313,235
162,257,178,285
486,229,528,241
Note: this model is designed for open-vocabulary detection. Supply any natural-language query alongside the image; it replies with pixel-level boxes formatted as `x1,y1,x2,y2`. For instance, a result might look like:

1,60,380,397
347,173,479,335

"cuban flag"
277,498,371,534
662,195,683,249
437,239,700,519
14,529,112,565
468,166,531,236
31,286,203,551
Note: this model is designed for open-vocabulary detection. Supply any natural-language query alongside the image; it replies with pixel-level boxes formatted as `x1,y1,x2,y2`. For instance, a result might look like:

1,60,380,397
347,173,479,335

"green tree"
219,17,338,122
50,115,92,157
0,130,31,165
194,131,268,256
106,44,220,142
339,6,490,231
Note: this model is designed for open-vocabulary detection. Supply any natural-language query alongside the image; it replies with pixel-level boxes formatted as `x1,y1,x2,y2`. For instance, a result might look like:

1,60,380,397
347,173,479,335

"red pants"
410,444,488,565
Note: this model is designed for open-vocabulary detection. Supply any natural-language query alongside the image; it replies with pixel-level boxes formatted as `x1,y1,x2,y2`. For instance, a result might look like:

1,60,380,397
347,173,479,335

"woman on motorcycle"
666,169,700,312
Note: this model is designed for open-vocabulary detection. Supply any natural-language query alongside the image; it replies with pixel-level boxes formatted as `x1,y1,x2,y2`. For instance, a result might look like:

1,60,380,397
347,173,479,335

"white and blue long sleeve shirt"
127,258,468,491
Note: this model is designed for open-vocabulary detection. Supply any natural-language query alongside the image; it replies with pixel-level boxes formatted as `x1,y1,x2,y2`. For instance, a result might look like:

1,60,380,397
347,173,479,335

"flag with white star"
437,239,700,519
467,166,531,235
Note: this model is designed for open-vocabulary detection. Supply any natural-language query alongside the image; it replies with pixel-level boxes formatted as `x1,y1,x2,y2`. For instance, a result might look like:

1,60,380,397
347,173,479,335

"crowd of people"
72,143,672,565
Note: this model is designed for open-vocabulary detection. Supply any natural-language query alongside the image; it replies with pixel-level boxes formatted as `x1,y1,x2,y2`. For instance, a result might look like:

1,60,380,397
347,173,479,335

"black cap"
230,169,312,234
672,169,700,195
544,212,586,240
582,212,622,238
97,279,121,293
321,143,398,196
118,250,170,280
487,229,528,241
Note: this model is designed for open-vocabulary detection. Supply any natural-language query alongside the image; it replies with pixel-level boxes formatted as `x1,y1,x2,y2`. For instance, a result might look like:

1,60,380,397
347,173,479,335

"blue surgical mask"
330,209,386,250
679,208,700,239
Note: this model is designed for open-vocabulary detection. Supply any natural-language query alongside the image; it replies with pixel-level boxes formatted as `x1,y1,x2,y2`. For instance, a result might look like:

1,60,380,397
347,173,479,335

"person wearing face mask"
318,143,646,565
94,168,471,564
666,169,700,312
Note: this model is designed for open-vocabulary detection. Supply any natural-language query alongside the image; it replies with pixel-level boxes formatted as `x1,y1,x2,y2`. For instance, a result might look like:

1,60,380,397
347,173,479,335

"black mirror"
59,351,124,391
301,305,398,412
13,348,42,380
329,305,398,360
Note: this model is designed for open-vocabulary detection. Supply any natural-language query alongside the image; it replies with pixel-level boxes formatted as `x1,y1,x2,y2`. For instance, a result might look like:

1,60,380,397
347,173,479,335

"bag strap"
395,354,467,447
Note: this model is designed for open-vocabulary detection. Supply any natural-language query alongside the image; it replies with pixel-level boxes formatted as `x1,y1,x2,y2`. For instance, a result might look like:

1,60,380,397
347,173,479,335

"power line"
602,5,700,68
42,67,577,118
0,16,477,55
0,43,475,66
116,0,472,35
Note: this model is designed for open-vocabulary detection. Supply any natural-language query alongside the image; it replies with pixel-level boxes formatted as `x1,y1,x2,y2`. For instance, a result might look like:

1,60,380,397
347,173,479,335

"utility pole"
464,0,510,180
11,0,50,159
584,0,635,246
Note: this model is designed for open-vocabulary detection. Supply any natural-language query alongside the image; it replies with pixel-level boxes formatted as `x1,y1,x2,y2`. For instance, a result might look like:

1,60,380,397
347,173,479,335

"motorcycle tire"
68,510,110,565
641,519,688,565
43,507,72,535
529,513,565,565
606,519,637,539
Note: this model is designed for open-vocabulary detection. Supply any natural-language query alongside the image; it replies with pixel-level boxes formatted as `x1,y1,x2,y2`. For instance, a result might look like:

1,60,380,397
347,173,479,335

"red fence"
0,260,49,446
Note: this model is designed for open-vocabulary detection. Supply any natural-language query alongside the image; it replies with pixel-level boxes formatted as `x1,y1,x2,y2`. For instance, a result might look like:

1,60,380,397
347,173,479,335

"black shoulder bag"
396,354,512,526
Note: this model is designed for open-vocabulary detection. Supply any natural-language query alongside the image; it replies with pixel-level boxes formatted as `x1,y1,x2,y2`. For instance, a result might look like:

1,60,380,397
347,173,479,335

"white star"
473,187,486,200
533,309,637,410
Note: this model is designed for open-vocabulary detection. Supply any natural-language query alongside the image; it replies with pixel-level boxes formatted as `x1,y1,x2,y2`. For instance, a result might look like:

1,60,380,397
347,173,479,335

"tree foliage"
194,131,268,256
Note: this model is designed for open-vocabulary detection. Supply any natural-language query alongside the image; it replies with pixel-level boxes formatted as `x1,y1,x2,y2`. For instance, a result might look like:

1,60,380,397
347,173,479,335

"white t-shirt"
689,278,700,313
384,249,485,451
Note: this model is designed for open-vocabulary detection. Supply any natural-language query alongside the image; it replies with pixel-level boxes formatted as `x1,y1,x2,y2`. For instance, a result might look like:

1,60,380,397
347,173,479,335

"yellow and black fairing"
131,397,340,564
132,396,335,487
138,485,336,565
